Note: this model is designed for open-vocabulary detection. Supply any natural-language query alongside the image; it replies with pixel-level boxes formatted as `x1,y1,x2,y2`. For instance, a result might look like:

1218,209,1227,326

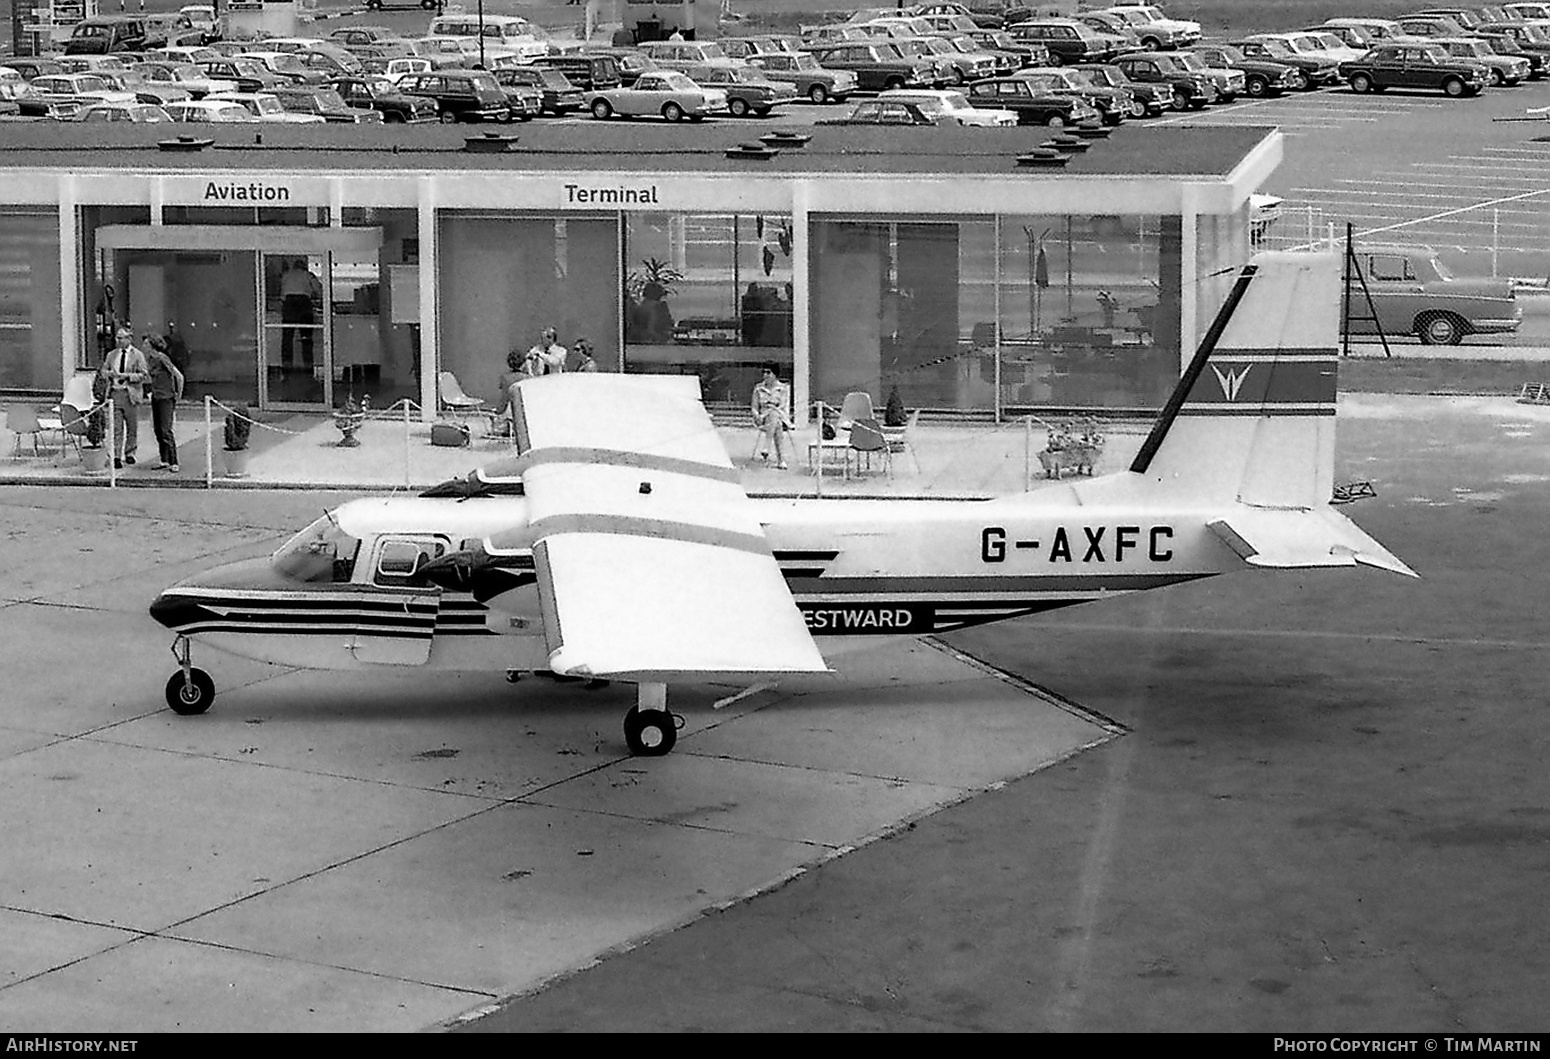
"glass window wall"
622,213,794,409
0,211,62,393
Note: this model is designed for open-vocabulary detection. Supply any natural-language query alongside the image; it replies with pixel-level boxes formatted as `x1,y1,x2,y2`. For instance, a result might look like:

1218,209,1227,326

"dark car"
575,48,660,87
1188,43,1304,96
396,70,510,123
327,75,439,122
194,58,287,93
1347,243,1519,344
684,63,797,117
815,98,940,124
1072,62,1172,115
491,66,584,115
1471,21,1550,78
805,42,936,91
533,54,622,92
966,28,1049,67
1006,19,1117,65
63,16,151,55
488,73,544,121
1114,50,1218,108
1338,41,1488,96
268,84,386,123
1015,66,1130,124
747,52,859,103
1226,37,1340,89
966,76,1103,125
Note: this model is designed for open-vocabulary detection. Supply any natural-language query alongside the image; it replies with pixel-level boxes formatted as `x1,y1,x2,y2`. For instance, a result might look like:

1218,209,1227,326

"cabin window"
1367,255,1415,282
374,538,448,584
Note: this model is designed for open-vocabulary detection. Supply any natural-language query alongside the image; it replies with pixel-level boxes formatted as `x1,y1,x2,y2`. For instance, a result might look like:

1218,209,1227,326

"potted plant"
80,400,107,475
626,257,683,343
334,393,368,448
223,403,251,477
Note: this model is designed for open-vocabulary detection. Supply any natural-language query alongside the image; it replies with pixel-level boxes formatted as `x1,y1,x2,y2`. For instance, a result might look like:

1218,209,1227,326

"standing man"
100,327,148,470
144,335,185,473
162,320,190,376
279,258,320,372
525,326,568,376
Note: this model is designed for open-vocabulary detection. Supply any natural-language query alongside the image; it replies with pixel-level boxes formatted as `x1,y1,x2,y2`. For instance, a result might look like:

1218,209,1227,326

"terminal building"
0,122,1280,421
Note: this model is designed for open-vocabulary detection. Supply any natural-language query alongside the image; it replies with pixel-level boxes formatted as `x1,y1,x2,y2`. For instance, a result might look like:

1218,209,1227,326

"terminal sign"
562,183,661,208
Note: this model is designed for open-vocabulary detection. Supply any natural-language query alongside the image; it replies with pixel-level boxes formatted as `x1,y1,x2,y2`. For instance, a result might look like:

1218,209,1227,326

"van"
426,13,548,59
532,53,621,91
63,16,151,55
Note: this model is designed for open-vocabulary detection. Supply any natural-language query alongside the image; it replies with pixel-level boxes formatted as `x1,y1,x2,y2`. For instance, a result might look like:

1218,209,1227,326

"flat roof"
0,121,1277,179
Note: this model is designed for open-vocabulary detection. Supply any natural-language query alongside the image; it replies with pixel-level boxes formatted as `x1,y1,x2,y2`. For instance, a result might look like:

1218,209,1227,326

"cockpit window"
374,537,448,585
272,513,361,583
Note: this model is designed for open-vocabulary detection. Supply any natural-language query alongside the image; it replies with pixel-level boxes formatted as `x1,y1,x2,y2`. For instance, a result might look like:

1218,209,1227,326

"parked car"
362,57,432,83
1186,43,1303,96
23,73,136,118
1338,41,1489,96
491,66,583,116
965,28,1049,67
487,74,544,121
76,100,172,122
746,52,858,104
876,87,1015,124
396,69,510,122
1072,62,1172,114
327,75,438,122
639,40,743,73
1114,50,1218,108
1017,66,1130,123
532,53,622,92
965,75,1103,125
882,38,960,87
805,42,937,91
684,64,796,117
1096,4,1201,49
162,99,258,122
933,34,1015,78
147,45,220,66
327,25,410,55
239,50,327,85
207,90,328,123
1006,19,1118,65
2,57,65,81
587,70,726,121
63,16,151,55
129,61,235,99
575,48,661,87
1432,35,1532,84
1392,14,1471,40
815,98,941,124
1321,18,1403,43
1227,37,1341,89
1348,244,1520,344
911,1,1006,30
194,57,287,93
266,84,387,123
1174,49,1246,101
1073,11,1143,54
1470,22,1550,78
96,69,192,106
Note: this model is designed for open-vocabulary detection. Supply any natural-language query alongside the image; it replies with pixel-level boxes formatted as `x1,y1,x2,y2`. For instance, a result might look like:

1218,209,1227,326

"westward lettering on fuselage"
803,607,916,632
204,181,291,203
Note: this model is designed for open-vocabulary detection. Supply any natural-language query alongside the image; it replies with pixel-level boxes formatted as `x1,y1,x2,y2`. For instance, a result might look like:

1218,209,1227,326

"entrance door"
261,253,331,408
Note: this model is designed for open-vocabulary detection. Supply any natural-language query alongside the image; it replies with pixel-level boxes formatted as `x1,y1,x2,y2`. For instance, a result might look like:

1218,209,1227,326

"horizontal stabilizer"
1208,509,1417,578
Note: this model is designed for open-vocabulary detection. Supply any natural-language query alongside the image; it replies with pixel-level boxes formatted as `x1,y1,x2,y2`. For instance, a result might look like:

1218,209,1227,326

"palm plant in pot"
223,404,252,477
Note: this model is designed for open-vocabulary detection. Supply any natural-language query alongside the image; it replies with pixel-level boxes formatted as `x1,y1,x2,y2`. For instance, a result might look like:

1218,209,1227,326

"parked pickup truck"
1347,244,1520,345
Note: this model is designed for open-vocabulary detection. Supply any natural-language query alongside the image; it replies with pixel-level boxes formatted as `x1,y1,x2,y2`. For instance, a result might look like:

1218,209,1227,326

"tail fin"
1130,250,1339,509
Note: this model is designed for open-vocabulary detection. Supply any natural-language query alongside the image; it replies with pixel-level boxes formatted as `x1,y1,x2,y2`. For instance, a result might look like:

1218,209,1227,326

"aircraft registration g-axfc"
150,251,1415,756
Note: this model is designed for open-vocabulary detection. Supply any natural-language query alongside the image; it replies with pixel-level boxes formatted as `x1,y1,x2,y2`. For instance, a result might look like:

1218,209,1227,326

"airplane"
149,250,1415,756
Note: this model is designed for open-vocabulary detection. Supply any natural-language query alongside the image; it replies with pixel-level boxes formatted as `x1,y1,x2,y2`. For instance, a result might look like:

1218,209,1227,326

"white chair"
7,405,51,457
837,390,874,428
882,408,921,474
437,371,487,422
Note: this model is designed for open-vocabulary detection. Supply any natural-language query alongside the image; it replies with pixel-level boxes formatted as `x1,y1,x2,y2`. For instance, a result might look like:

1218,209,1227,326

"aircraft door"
354,536,447,665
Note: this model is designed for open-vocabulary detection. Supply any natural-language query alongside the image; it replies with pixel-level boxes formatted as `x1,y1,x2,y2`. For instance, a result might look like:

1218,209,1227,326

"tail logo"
1211,364,1252,401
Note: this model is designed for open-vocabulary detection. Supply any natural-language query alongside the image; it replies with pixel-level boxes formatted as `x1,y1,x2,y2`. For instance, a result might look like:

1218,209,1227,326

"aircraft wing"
486,374,829,681
1208,507,1418,578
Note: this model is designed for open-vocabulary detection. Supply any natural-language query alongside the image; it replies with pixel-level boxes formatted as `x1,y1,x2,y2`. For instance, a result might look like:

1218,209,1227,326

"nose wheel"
624,682,680,756
165,635,215,715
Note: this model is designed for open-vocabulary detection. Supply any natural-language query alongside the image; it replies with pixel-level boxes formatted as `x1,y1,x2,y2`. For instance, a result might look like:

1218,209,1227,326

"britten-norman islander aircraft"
150,251,1415,756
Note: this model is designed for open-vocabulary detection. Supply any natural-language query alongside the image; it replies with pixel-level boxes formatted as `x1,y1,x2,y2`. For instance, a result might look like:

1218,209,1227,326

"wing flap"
1209,509,1417,578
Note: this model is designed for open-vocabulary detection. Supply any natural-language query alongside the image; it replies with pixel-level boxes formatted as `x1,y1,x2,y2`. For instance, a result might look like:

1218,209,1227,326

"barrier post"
204,395,213,488
404,398,411,489
813,401,824,499
1024,416,1032,492
106,399,116,488
1493,208,1500,278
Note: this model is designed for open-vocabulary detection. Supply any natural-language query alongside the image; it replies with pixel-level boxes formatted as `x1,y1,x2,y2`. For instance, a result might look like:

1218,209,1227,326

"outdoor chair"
437,371,488,422
836,390,875,429
882,408,921,474
7,405,52,457
845,416,891,480
58,402,91,459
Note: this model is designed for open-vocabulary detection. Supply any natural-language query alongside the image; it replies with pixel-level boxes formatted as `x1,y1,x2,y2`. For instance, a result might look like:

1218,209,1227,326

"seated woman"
750,363,793,470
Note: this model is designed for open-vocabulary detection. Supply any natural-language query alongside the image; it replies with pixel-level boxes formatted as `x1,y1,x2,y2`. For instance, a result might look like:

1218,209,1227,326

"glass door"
261,253,331,408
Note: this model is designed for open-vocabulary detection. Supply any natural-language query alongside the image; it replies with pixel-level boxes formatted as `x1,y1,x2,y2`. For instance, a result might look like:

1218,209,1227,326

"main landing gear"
165,635,215,715
623,682,681,757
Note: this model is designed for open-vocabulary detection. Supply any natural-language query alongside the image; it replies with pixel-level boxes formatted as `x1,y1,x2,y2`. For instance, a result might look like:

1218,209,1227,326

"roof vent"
464,131,520,153
726,141,780,160
759,129,811,148
1016,148,1070,168
157,135,214,153
1044,134,1092,153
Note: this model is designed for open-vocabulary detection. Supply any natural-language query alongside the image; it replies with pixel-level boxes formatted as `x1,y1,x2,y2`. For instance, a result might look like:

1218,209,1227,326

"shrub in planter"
224,404,252,477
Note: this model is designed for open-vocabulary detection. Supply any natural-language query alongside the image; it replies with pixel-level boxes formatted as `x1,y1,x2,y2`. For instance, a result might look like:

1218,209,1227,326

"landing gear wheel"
624,706,678,756
165,668,214,715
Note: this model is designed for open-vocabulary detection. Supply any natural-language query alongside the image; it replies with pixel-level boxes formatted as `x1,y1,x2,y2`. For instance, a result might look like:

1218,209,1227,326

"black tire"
662,101,685,122
1128,96,1147,117
1288,70,1308,90
1172,86,1190,110
384,111,404,123
1046,51,1063,66
624,706,677,756
438,110,457,124
728,97,749,117
1046,112,1065,127
808,83,828,104
1491,69,1506,86
591,97,612,119
1140,36,1162,51
165,669,215,715
1350,72,1373,94
1442,76,1465,97
950,67,965,85
1245,75,1268,97
1417,313,1464,345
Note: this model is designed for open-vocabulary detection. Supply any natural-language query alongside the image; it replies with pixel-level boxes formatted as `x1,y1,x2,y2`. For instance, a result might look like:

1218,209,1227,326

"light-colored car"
1432,35,1532,84
877,87,1016,125
148,45,221,66
683,63,796,117
162,98,259,122
130,61,237,98
207,90,328,123
638,40,745,73
238,50,326,84
28,73,137,119
180,4,217,32
746,51,859,103
1321,18,1403,43
1099,3,1201,48
1347,244,1521,344
587,70,726,122
77,100,173,122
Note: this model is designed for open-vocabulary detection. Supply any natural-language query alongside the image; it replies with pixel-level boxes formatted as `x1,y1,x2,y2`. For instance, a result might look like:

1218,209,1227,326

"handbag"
430,421,470,447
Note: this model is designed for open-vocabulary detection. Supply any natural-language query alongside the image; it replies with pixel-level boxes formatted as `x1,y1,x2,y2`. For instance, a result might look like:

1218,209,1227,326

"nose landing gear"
165,635,215,715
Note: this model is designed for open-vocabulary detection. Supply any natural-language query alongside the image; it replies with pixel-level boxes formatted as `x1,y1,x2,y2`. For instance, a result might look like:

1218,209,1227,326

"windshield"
1258,39,1292,56
1314,33,1346,49
269,54,307,73
273,514,361,584
794,54,819,70
1214,45,1244,62
1176,53,1206,70
253,96,282,114
943,90,970,107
